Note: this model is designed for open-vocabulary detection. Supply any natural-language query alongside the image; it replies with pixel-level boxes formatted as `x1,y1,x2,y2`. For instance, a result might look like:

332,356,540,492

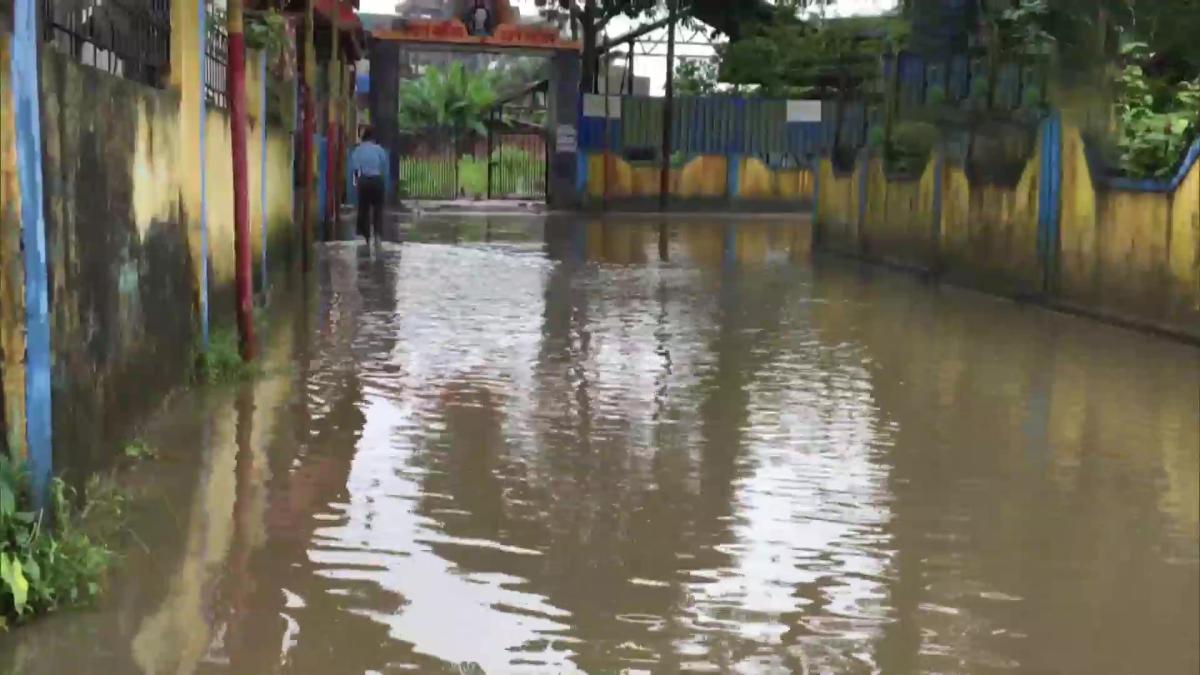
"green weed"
194,329,259,385
121,441,157,462
0,456,124,629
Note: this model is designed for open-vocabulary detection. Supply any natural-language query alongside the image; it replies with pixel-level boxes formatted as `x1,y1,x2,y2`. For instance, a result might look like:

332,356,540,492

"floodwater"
2,215,1197,675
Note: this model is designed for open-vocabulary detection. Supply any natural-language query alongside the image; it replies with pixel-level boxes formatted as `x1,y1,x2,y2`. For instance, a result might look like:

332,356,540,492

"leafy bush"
1114,42,1200,178
398,63,497,137
868,125,886,150
1,457,121,628
926,84,947,107
195,329,258,385
886,121,938,175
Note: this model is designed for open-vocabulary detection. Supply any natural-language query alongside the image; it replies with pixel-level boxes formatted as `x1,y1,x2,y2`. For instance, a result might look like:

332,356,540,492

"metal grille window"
203,7,228,110
43,0,171,87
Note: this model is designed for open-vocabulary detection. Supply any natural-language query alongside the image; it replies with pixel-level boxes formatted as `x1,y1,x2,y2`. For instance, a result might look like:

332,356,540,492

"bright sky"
364,0,899,94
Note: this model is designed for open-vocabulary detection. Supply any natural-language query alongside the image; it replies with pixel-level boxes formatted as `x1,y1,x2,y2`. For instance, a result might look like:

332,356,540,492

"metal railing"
203,6,228,109
43,0,170,87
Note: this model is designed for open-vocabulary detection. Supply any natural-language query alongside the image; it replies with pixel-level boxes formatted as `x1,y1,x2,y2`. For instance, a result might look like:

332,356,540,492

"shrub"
1114,42,1200,178
195,329,258,385
1,457,122,628
886,121,938,175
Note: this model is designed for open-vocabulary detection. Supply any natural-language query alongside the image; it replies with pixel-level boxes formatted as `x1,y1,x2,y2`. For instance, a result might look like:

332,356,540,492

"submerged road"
2,215,1197,674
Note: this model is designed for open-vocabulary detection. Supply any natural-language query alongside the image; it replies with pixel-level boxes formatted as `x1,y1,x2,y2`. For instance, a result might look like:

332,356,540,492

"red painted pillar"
227,0,256,360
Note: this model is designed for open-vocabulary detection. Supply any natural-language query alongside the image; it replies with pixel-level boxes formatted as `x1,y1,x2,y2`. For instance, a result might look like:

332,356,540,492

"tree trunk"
579,0,598,93
227,0,255,360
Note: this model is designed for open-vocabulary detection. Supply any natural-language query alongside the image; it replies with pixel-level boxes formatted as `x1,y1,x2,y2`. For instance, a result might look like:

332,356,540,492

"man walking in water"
351,126,389,246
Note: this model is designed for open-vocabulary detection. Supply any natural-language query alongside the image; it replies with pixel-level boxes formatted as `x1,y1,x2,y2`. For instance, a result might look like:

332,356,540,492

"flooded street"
2,215,1197,674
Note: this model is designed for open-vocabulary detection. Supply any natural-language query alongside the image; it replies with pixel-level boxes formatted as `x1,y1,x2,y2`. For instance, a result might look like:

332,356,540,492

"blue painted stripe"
857,152,869,240
1037,112,1063,290
931,150,944,253
316,135,328,226
199,0,210,348
727,154,740,200
259,51,269,294
576,151,588,194
13,0,52,503
812,157,821,219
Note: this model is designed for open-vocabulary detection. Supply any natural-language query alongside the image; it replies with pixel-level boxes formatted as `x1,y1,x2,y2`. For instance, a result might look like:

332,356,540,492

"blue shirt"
351,141,388,178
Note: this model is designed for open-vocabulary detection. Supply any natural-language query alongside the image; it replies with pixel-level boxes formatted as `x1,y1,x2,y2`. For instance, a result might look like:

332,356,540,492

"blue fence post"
811,156,821,221
931,148,944,270
575,92,588,196
1037,111,1062,294
316,135,327,231
727,98,744,204
13,0,52,504
857,150,869,252
198,0,210,349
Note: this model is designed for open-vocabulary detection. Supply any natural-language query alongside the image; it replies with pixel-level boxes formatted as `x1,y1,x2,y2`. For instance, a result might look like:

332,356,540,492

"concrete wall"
1058,122,1200,335
25,45,296,470
582,152,813,211
814,159,863,253
940,151,1043,294
39,50,194,471
860,157,940,269
0,29,27,458
814,122,1200,340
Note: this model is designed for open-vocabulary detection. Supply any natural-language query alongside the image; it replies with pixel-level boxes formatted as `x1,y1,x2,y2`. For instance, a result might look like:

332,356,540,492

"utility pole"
227,0,255,359
659,0,677,211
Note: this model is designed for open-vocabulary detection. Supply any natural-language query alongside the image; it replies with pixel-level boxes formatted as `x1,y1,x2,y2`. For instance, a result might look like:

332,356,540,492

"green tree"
675,58,719,96
538,0,666,92
398,62,499,137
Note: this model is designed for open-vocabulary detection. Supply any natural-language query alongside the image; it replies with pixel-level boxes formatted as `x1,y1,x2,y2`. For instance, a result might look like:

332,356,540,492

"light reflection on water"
1,215,1196,675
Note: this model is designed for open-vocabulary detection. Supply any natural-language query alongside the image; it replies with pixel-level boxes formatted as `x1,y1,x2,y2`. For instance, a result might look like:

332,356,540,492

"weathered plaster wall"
1059,123,1200,335
583,153,810,209
30,45,297,469
939,152,1042,294
815,158,862,254
860,157,939,269
815,121,1199,339
0,29,28,458
738,159,813,203
39,48,196,471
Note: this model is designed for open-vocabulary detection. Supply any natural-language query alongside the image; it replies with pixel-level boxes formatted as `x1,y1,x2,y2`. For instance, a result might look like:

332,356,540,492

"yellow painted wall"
585,153,810,204
814,118,1198,337
203,49,295,318
0,31,27,457
859,157,939,269
815,158,862,253
940,147,1042,293
1059,121,1200,334
738,158,814,202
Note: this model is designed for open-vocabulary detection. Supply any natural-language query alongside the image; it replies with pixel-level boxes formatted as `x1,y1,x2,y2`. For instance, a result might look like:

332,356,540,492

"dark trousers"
357,176,384,242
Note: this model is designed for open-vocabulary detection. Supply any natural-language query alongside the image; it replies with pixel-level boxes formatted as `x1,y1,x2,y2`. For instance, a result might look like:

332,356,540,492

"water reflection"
1,216,1196,675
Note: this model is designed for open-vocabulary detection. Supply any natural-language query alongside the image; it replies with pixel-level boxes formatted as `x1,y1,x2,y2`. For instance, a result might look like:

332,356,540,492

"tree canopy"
398,63,498,137
718,9,907,99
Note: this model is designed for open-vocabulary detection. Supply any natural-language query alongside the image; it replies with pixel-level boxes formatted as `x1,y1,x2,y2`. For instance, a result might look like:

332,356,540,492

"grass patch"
1,456,125,629
194,329,259,385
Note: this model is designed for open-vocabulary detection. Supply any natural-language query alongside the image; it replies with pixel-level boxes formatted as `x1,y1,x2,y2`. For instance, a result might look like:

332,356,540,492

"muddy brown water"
2,216,1197,674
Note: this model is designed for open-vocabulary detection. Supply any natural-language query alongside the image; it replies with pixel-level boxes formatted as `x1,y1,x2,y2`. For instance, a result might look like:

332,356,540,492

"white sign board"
786,100,822,123
583,94,622,119
556,124,577,153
